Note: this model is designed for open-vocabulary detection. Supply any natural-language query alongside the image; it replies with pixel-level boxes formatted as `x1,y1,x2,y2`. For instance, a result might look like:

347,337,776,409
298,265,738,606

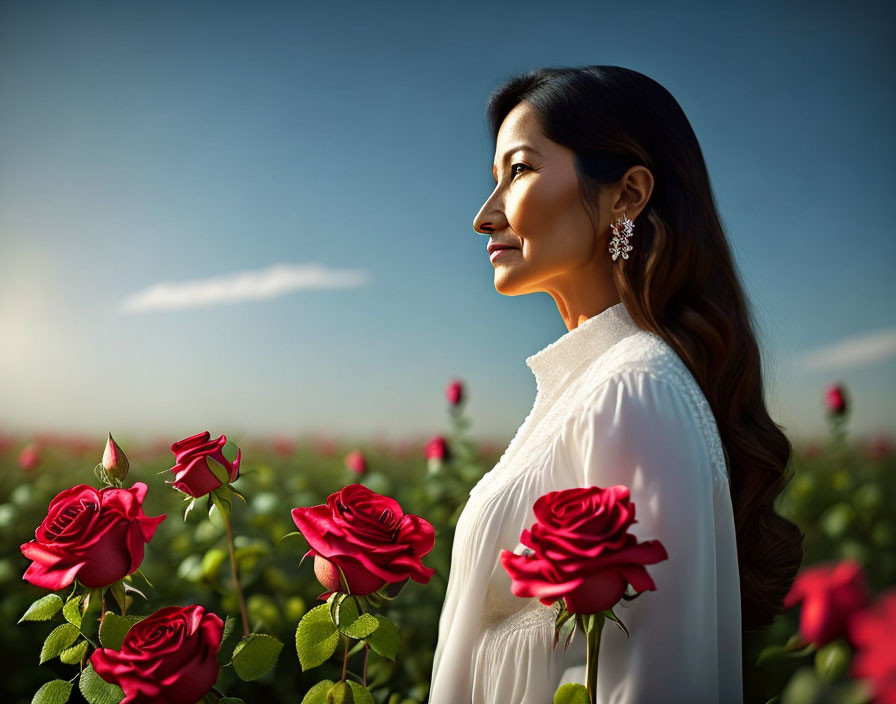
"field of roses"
0,380,894,704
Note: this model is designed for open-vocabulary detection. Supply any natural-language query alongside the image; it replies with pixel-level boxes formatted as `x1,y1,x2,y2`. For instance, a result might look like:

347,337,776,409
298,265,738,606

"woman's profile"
428,65,804,703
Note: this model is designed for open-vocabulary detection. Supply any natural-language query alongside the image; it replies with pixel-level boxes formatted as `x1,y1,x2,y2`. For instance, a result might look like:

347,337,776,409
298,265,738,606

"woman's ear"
613,166,654,221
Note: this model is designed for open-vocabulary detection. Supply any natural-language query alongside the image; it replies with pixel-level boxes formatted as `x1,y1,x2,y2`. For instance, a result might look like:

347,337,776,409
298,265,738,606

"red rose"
425,435,449,461
848,589,896,703
18,443,40,471
20,482,166,591
344,449,367,475
90,604,223,704
291,484,436,598
783,558,871,647
500,485,668,614
445,379,464,406
167,431,241,498
824,383,848,416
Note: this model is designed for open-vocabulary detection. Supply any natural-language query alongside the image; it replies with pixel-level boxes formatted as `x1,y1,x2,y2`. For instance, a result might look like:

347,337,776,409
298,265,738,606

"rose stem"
340,635,350,682
100,590,107,630
362,642,370,687
585,616,605,704
222,511,250,637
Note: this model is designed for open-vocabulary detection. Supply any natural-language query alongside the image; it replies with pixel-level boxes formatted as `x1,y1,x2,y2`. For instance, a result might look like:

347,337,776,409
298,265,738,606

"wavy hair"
484,65,804,632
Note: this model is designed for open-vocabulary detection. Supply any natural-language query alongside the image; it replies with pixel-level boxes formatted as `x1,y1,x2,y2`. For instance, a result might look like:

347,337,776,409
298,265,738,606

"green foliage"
62,596,82,627
329,595,379,640
553,683,591,704
231,633,284,681
79,663,124,704
99,612,137,651
31,679,73,704
295,604,340,671
19,594,64,623
300,680,374,704
39,623,80,664
58,639,88,664
365,615,400,660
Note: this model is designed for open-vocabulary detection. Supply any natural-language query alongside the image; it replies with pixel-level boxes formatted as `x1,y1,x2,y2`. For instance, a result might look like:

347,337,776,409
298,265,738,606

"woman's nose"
473,195,506,235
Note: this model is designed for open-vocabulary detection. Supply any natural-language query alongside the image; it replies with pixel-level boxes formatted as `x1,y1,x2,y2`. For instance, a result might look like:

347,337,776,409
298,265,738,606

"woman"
429,66,804,703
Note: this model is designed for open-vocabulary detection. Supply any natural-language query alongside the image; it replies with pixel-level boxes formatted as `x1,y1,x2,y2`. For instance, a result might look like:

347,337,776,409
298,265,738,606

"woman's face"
473,100,611,299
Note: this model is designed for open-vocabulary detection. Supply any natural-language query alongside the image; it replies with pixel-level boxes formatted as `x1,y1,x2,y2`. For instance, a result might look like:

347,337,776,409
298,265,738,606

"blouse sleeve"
556,369,742,704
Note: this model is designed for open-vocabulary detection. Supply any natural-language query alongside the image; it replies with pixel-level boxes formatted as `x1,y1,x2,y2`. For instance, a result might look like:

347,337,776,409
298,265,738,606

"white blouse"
429,302,742,703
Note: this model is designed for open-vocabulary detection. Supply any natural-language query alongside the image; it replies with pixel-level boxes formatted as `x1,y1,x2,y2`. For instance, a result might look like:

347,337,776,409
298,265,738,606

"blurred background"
1,2,894,704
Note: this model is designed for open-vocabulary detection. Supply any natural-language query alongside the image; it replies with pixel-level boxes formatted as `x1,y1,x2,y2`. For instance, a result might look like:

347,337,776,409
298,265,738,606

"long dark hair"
484,65,804,632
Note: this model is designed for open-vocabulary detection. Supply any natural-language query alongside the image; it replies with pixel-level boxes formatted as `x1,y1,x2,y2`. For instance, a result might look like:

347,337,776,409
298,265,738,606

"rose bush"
783,558,871,647
167,431,241,498
20,482,166,590
500,485,668,613
291,483,436,597
91,604,224,704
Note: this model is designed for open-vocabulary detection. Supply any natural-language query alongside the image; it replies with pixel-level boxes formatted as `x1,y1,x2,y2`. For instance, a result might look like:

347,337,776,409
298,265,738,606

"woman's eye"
510,163,529,178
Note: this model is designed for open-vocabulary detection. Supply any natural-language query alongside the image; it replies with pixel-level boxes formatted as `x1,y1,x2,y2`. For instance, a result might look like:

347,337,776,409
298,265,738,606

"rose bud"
425,435,449,474
784,558,871,647
20,482,166,590
445,379,465,407
90,604,223,704
847,589,896,703
291,484,435,599
824,383,848,417
344,449,367,476
102,432,130,483
167,431,241,499
18,443,40,471
425,435,448,461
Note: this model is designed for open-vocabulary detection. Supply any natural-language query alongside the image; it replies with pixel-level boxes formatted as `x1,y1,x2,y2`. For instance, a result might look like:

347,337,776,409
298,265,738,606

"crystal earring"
608,211,635,261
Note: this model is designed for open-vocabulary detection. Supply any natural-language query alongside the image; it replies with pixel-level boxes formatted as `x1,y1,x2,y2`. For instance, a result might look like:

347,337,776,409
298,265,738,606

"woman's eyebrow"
492,144,541,179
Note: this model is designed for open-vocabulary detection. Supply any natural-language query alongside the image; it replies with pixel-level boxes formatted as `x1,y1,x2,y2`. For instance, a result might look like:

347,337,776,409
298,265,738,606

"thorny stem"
362,642,370,687
222,510,250,637
341,635,350,682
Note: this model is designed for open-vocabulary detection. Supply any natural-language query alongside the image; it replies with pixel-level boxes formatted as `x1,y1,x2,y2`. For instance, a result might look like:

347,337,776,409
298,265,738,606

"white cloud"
119,262,370,313
799,327,896,372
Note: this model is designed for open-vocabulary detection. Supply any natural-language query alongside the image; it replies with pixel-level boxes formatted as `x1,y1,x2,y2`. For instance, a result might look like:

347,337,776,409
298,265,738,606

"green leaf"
39,623,80,663
200,548,228,580
79,663,124,704
295,604,340,671
300,680,335,704
108,581,127,615
62,596,82,628
184,497,197,521
31,679,73,704
346,681,374,704
231,633,283,681
209,488,232,525
222,440,240,464
217,699,246,704
324,681,354,704
207,457,232,486
19,594,64,623
364,615,399,660
553,683,590,704
59,639,89,665
99,612,136,651
332,596,378,640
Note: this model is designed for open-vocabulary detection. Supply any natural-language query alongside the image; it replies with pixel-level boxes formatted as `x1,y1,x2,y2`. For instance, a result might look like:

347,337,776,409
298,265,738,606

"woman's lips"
489,247,518,262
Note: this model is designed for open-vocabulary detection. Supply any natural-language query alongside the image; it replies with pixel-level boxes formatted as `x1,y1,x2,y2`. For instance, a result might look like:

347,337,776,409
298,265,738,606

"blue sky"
1,0,894,448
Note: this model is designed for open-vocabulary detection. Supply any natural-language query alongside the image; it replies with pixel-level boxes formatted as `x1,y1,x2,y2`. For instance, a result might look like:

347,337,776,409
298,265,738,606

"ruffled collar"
525,301,643,398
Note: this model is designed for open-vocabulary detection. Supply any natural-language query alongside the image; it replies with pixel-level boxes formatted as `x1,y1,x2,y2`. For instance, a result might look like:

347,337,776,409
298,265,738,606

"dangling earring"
608,211,635,261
